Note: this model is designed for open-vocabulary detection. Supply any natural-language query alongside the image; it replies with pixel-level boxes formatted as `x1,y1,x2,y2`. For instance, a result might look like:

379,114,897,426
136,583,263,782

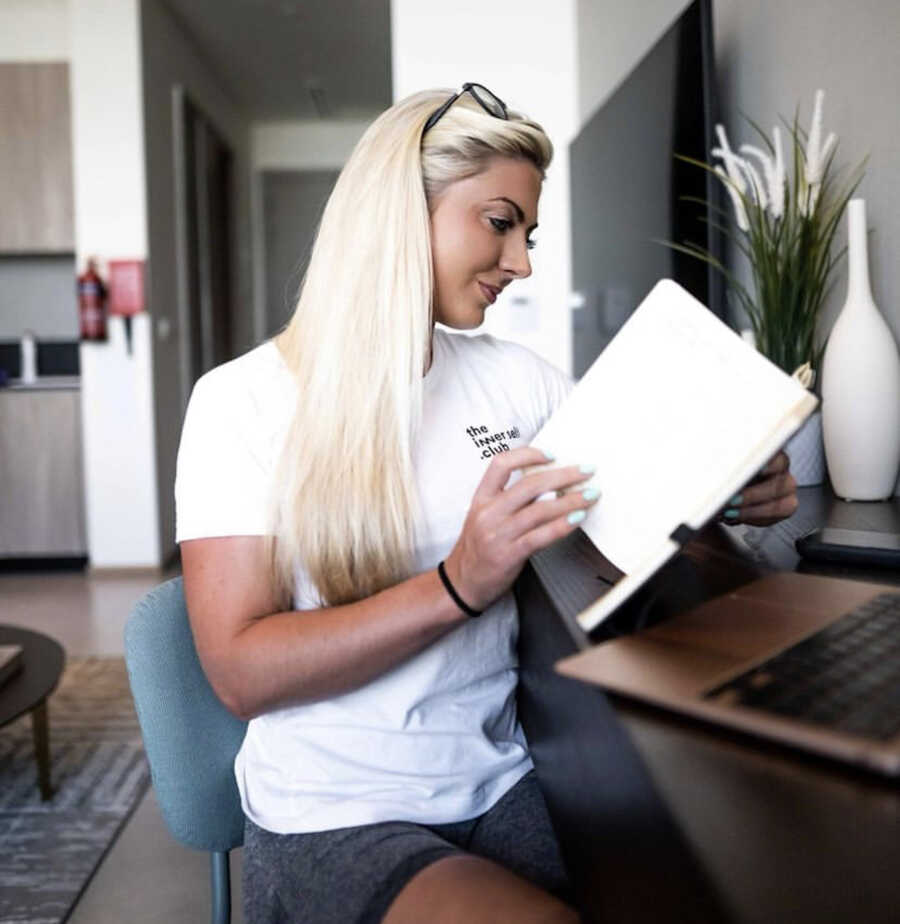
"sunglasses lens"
469,85,506,119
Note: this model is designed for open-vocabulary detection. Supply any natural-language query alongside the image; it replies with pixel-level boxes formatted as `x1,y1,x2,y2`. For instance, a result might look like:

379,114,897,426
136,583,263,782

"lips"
478,282,500,305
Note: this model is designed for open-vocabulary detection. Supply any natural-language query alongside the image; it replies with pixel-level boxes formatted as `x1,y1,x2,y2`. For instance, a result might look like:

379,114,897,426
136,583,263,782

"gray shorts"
242,770,571,924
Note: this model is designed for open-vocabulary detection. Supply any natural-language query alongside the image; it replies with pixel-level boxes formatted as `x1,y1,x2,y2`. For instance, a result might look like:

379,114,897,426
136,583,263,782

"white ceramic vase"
822,199,900,500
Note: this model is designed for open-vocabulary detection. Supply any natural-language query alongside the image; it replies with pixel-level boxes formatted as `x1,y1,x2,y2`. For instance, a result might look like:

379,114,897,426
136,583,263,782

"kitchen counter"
2,376,80,391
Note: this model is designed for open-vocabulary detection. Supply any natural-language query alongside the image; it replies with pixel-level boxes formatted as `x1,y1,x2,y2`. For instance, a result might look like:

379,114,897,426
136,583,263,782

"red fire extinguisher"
78,258,108,341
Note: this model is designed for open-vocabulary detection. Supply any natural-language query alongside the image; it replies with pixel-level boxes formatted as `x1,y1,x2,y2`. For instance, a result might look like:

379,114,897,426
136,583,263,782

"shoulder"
175,341,292,542
183,340,295,443
189,340,292,411
178,340,295,480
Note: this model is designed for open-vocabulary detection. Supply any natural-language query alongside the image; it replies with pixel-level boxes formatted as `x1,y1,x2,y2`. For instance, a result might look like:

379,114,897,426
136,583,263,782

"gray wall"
262,169,338,338
577,0,900,344
0,256,76,339
577,0,686,124
141,0,253,565
713,0,900,344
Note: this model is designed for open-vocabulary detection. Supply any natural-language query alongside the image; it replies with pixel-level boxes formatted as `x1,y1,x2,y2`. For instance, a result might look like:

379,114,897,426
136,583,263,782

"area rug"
0,657,150,924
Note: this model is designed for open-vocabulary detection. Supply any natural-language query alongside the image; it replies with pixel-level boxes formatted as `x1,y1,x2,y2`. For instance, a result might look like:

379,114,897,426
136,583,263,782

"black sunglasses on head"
421,82,509,136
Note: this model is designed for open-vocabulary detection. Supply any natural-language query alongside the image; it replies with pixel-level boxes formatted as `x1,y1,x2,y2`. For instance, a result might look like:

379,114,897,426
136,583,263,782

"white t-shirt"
175,327,572,834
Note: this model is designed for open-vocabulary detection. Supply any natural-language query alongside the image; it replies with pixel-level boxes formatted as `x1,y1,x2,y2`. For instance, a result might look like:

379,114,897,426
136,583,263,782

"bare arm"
182,447,598,720
182,535,465,719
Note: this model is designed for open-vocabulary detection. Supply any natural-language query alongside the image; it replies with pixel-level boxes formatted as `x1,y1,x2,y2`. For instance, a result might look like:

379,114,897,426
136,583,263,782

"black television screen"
570,0,721,377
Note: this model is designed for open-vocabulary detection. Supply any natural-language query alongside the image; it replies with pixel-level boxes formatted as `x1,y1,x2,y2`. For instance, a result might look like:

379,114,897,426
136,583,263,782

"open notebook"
530,279,818,633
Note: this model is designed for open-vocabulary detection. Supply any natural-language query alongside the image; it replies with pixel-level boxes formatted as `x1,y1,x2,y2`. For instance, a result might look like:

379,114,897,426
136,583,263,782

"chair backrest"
125,576,248,852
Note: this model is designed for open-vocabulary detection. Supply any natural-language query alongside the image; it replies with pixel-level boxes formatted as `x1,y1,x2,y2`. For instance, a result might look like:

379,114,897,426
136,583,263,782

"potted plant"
669,89,866,484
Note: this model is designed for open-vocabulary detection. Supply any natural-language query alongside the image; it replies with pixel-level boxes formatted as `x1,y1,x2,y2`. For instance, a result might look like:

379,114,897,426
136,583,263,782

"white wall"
0,0,68,60
252,120,371,171
70,0,160,567
576,0,687,125
391,0,579,375
70,3,147,263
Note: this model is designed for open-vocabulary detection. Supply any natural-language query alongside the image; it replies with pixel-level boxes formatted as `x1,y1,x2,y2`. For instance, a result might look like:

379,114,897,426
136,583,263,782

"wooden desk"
515,487,900,924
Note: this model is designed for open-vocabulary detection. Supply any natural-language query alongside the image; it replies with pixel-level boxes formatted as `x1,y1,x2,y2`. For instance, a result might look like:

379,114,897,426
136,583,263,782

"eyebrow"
487,197,538,233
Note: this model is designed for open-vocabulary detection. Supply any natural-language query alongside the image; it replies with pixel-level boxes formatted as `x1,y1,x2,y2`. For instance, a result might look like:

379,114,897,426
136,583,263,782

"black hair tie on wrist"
437,561,482,617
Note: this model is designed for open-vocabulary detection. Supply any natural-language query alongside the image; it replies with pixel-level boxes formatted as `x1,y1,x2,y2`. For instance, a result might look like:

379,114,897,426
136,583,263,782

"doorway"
173,86,234,408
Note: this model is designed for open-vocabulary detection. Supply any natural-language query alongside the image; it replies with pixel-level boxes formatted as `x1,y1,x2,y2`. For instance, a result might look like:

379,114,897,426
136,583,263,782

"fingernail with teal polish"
568,510,587,525
579,464,596,474
724,508,740,520
543,451,555,462
729,494,743,507
582,488,600,501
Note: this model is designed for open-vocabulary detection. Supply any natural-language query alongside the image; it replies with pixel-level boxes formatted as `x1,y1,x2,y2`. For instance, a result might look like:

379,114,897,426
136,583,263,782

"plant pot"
785,409,825,486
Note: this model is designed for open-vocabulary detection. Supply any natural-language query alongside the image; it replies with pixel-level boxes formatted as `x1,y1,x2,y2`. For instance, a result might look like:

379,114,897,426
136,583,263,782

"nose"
500,233,532,280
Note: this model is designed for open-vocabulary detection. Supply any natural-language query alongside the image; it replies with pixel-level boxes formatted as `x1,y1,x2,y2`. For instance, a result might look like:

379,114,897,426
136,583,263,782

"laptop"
556,569,900,776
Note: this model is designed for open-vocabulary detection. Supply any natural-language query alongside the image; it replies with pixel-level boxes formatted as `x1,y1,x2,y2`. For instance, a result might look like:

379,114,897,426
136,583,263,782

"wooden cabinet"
0,62,74,253
0,385,87,556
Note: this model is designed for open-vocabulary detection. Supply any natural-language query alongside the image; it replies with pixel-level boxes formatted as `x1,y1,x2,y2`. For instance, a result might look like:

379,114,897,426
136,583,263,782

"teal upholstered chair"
125,577,248,924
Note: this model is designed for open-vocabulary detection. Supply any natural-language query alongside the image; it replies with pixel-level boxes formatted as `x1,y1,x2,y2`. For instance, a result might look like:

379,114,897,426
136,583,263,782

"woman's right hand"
442,447,600,612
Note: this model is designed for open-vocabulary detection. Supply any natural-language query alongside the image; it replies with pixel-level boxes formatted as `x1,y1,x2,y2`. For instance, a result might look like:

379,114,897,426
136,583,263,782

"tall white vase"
822,199,900,500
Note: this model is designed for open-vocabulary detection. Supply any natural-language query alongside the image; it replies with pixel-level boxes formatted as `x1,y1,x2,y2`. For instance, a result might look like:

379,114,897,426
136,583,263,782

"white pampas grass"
714,91,837,222
800,89,839,215
713,124,747,193
672,87,865,382
712,124,750,230
740,124,786,219
714,165,749,231
740,157,769,211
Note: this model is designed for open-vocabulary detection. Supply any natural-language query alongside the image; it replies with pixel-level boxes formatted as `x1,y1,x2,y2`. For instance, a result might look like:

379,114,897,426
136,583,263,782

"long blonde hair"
269,89,553,607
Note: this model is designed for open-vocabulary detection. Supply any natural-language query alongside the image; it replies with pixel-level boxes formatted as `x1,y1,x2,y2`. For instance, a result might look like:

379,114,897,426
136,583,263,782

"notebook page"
531,280,812,573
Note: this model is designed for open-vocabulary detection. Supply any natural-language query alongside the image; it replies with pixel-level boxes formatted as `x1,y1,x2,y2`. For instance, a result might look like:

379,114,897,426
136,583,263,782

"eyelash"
489,217,537,250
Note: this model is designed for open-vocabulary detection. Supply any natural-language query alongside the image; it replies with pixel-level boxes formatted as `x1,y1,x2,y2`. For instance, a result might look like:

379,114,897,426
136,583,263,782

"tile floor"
1,565,244,923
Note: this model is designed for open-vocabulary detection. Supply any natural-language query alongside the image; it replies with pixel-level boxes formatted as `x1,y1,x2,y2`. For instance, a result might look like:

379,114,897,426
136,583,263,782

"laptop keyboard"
706,592,900,740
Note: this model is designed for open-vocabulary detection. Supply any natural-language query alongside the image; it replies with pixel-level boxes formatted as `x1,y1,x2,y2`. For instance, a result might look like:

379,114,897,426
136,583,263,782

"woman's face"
429,156,542,330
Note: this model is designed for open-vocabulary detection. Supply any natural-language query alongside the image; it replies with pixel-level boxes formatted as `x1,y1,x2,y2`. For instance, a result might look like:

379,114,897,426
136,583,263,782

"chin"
434,286,491,327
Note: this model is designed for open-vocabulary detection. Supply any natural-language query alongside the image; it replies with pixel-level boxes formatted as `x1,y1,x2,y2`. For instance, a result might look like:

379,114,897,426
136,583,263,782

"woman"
175,86,797,924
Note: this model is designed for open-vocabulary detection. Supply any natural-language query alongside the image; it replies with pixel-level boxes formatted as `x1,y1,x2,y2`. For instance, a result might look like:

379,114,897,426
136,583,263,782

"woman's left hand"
719,451,798,527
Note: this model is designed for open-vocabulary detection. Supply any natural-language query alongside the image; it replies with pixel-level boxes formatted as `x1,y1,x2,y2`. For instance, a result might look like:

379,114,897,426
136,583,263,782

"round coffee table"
0,625,65,800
